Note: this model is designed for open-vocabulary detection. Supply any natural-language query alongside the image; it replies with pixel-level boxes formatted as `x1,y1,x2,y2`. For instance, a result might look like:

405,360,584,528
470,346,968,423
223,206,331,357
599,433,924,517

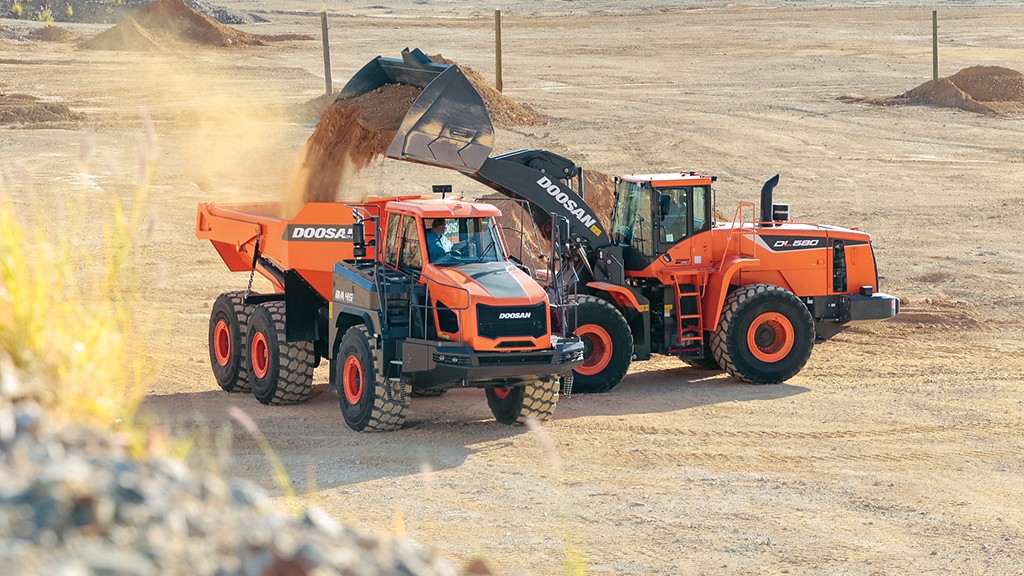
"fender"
585,282,649,313
329,307,382,359
702,257,760,331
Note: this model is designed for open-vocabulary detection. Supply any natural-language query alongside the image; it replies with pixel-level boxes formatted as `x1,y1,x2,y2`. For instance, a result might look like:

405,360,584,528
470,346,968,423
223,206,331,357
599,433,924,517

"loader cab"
611,173,714,270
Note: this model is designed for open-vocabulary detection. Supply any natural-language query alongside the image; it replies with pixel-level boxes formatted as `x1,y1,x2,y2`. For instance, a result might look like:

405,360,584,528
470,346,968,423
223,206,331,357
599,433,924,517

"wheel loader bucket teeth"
338,48,494,173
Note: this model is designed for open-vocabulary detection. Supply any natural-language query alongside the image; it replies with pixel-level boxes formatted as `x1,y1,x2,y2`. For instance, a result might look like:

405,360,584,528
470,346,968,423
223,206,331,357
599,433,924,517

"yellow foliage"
0,129,157,428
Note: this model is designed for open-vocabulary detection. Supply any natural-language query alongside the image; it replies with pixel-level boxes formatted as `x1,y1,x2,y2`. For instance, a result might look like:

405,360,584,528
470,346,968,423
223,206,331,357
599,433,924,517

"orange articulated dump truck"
196,196,584,432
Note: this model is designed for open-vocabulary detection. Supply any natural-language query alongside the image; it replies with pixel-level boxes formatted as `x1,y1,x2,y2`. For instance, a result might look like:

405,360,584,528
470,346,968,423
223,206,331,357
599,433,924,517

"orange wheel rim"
574,323,613,376
214,320,231,366
251,332,269,378
747,312,795,362
343,356,364,405
493,386,512,399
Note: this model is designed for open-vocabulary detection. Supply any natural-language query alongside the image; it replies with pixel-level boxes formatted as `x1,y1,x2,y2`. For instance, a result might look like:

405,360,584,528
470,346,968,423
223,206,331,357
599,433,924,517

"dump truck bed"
196,200,391,300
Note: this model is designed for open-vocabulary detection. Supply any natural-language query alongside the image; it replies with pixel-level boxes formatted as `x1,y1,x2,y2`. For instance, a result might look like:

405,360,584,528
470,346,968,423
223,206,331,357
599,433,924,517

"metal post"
495,10,503,93
321,11,333,95
932,10,938,83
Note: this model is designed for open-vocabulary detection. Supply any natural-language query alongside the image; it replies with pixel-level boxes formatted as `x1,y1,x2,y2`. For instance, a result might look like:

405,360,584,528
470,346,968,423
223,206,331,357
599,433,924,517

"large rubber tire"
485,379,559,425
247,302,315,405
336,325,409,432
563,295,633,393
208,291,253,392
710,284,814,384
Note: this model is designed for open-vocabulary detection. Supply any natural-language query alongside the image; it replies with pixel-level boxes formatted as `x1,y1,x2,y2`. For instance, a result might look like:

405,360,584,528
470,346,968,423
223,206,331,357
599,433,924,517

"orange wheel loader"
329,49,900,393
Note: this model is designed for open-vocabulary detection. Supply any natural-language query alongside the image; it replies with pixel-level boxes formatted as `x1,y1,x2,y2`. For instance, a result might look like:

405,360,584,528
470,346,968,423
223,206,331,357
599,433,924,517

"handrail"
718,201,758,272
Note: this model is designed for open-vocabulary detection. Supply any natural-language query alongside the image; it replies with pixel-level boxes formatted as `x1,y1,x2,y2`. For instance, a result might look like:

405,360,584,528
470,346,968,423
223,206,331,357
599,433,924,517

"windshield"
610,179,651,253
425,216,508,266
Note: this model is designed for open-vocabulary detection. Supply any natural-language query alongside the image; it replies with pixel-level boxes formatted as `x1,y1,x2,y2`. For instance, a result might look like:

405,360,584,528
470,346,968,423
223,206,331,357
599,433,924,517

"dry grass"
0,114,159,428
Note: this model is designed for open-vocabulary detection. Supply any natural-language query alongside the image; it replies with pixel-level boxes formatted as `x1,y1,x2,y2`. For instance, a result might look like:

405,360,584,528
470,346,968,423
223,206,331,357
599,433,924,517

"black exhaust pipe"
760,174,780,226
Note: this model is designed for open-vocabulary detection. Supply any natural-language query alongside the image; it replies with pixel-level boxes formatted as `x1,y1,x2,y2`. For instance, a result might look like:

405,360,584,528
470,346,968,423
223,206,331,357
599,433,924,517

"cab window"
693,186,709,232
383,212,402,266
398,215,423,271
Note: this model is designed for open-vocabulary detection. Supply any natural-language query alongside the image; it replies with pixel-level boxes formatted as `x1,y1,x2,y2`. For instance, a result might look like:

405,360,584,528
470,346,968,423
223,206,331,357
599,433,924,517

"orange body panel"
626,221,876,330
196,198,419,300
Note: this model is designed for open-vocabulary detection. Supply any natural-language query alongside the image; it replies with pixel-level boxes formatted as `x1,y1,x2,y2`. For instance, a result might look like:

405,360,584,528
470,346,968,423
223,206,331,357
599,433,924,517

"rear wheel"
336,325,408,432
710,284,814,384
563,295,633,393
485,379,559,425
208,291,252,392
247,302,315,405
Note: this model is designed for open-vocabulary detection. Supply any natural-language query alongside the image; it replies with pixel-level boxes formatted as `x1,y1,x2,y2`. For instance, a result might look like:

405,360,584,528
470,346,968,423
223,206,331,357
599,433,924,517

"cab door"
689,186,713,268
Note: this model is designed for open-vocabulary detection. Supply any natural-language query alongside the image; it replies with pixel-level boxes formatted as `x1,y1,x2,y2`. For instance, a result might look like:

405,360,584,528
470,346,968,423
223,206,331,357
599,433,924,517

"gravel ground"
0,394,466,576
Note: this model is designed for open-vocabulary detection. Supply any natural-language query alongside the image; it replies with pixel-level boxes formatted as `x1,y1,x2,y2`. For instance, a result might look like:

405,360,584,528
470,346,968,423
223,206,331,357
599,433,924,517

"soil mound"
133,0,265,47
29,26,78,42
80,16,163,51
429,54,540,128
284,84,422,215
81,0,266,51
0,92,84,126
848,65,1024,115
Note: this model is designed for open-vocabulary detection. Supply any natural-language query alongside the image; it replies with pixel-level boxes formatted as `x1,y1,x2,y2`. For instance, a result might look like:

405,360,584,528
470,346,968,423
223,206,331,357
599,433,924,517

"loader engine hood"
435,262,547,305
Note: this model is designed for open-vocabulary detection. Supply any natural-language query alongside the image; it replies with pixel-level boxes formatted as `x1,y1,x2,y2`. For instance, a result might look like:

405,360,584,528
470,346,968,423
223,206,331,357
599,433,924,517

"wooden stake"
495,10,503,93
932,10,938,83
322,11,333,95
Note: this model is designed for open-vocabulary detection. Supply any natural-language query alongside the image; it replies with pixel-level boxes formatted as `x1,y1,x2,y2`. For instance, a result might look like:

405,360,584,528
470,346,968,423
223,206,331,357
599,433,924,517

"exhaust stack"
760,174,780,226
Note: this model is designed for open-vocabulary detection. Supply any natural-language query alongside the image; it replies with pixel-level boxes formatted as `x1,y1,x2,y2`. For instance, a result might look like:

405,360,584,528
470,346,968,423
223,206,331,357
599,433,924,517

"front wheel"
336,325,408,432
562,295,633,393
710,284,814,384
485,379,559,425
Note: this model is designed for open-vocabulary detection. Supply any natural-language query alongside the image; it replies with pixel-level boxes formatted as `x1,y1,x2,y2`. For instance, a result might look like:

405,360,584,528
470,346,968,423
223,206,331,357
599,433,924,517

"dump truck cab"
330,196,584,431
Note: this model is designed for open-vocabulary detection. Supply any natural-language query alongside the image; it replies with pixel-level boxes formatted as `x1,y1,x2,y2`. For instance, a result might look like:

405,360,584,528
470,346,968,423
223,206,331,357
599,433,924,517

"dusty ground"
2,2,1024,575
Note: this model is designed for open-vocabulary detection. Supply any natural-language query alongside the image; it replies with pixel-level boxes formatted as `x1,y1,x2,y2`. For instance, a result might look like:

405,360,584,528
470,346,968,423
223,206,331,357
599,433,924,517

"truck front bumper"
401,336,586,387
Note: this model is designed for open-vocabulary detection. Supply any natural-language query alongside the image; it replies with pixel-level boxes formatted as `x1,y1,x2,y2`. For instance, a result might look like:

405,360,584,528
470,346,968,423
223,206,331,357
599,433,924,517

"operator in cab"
425,218,452,260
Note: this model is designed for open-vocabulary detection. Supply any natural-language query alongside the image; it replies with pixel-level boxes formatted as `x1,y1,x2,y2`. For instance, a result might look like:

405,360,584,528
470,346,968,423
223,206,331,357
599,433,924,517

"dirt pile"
283,84,422,216
430,54,540,128
79,16,164,51
0,92,84,126
80,0,266,51
847,66,1024,115
1,0,264,25
29,26,78,42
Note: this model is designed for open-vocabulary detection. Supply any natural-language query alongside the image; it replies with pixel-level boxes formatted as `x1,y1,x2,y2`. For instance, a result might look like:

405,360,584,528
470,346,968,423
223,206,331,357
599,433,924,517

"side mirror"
352,221,366,259
659,193,671,221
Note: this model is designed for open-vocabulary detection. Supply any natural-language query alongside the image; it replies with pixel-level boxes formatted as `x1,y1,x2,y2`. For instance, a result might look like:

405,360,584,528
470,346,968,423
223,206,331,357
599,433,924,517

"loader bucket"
338,48,494,173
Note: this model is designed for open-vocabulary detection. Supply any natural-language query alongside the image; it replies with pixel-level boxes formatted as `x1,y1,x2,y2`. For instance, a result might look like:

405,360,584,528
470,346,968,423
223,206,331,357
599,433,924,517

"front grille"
477,303,546,339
